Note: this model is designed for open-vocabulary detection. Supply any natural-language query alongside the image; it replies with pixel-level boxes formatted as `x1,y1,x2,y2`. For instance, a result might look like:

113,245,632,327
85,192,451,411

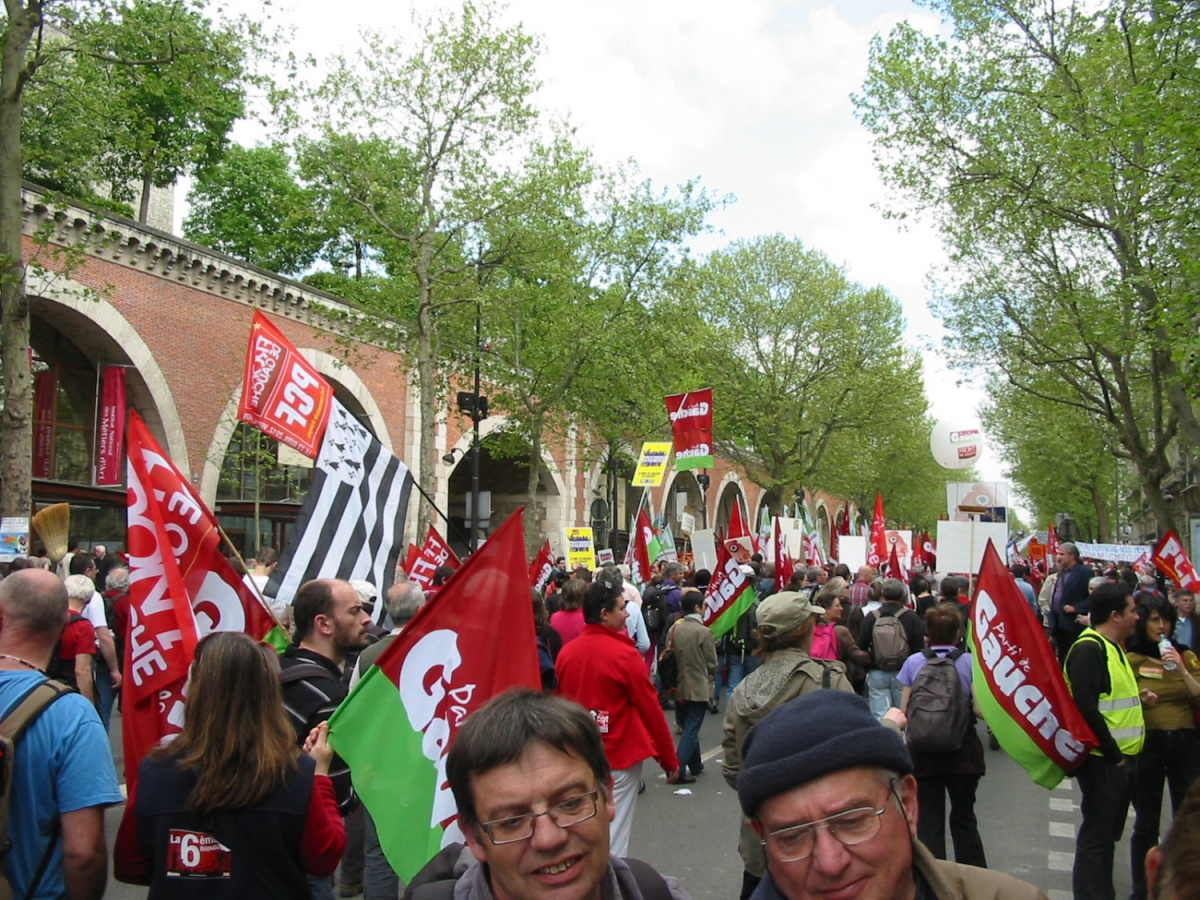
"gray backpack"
906,649,972,753
871,611,910,671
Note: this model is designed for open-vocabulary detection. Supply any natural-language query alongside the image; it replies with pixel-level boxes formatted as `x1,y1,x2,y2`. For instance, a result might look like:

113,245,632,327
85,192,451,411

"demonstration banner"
702,539,757,637
123,413,287,791
1152,530,1200,591
329,510,540,881
95,366,126,485
407,526,461,592
632,441,672,487
238,310,333,458
664,389,713,470
868,493,888,567
529,539,554,591
970,540,1097,788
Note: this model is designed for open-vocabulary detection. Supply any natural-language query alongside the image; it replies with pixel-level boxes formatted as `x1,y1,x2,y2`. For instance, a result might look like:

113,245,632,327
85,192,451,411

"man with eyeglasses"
442,689,691,900
737,691,1045,900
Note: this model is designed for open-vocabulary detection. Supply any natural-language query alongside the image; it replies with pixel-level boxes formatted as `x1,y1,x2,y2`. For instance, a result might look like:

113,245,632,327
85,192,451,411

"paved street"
102,705,1155,899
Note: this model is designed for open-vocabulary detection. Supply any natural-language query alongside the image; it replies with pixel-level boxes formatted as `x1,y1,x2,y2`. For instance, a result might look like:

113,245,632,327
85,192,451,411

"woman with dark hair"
911,575,936,617
812,577,870,689
115,632,345,896
549,577,587,646
1126,596,1200,900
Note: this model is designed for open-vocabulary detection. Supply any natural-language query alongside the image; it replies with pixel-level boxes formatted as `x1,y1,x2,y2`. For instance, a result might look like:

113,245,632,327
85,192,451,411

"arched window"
31,330,96,485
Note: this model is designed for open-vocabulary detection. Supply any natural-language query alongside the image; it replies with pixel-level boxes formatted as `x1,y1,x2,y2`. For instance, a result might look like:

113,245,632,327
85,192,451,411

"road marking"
1054,779,1073,791
1047,850,1075,872
1049,797,1076,812
1048,891,1073,900
1048,821,1075,838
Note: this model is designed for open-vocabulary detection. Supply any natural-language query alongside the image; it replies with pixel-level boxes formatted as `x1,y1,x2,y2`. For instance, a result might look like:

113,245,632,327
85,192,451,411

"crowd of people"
2,537,1200,900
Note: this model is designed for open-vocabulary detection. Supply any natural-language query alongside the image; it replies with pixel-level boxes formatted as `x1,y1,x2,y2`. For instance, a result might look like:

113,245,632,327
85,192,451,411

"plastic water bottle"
1159,636,1177,671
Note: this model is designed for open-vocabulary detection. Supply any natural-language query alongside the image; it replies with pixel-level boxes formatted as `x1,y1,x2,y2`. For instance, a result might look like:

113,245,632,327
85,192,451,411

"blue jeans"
675,701,707,775
94,657,117,733
363,807,401,900
866,669,903,721
713,650,760,702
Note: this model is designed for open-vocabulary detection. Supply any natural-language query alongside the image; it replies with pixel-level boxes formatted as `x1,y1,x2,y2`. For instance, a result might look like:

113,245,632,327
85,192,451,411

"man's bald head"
0,569,68,642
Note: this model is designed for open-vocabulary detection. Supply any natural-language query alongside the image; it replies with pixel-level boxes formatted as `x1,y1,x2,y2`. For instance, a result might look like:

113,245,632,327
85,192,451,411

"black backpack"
642,584,667,633
905,649,973,753
46,612,88,689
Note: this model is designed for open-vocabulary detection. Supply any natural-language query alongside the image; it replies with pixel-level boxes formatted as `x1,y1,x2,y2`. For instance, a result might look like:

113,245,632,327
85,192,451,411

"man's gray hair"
1089,575,1108,593
64,574,95,603
385,581,425,625
880,578,908,604
663,562,683,580
106,567,130,592
1060,541,1080,560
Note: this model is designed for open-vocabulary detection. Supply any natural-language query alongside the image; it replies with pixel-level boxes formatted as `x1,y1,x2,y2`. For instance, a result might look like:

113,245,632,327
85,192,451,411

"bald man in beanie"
738,691,1045,900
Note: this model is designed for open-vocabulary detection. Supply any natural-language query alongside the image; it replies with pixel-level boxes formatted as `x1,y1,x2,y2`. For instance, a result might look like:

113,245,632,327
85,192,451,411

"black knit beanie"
737,691,912,817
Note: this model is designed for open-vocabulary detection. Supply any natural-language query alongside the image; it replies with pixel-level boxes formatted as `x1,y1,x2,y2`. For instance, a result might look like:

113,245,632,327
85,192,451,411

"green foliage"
184,144,331,274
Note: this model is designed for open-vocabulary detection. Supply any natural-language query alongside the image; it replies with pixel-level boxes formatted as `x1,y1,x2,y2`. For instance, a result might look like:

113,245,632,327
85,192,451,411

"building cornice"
21,182,366,335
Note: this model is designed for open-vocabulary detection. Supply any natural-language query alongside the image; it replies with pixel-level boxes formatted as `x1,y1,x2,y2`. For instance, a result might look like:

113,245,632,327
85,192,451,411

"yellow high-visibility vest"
1065,628,1145,756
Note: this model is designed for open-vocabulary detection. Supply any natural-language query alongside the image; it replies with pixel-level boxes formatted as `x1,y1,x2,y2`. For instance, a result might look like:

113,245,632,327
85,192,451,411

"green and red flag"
328,509,541,881
630,508,656,587
702,539,757,638
968,539,1097,788
664,389,714,470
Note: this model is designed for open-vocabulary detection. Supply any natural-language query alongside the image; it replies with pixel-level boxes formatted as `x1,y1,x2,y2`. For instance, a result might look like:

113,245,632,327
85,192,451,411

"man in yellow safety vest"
1065,582,1155,900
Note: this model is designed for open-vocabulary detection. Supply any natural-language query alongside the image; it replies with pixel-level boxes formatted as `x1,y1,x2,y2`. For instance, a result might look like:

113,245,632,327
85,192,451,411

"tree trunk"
1089,482,1110,543
0,7,39,522
138,170,153,224
1139,469,1177,540
525,424,542,557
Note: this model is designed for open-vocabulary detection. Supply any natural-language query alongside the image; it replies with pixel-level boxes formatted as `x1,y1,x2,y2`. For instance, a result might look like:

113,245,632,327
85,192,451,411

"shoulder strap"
921,648,936,661
278,662,334,686
622,857,672,900
822,662,832,690
947,648,966,661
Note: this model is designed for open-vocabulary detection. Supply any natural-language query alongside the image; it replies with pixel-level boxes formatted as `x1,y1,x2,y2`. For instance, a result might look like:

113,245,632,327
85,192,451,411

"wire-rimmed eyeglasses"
479,790,600,845
760,781,898,862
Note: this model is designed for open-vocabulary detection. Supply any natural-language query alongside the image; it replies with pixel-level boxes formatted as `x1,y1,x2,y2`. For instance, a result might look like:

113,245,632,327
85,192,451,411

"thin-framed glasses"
760,786,895,862
480,790,601,845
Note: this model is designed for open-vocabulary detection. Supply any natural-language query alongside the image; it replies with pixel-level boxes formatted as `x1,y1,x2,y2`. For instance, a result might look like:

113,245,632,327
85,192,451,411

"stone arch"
662,470,705,535
28,272,188,470
714,472,750,535
199,349,393,508
756,488,784,528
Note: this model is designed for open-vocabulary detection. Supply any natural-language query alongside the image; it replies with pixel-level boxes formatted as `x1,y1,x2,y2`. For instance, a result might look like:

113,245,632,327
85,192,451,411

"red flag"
529,539,554,591
868,493,888,567
702,539,757,636
123,412,284,791
664,389,714,471
238,310,333,458
95,367,126,485
407,526,461,592
1152,530,1200,591
630,509,655,587
969,540,1097,784
404,543,420,577
921,531,937,571
1046,524,1060,561
886,543,908,583
727,498,750,538
774,516,795,593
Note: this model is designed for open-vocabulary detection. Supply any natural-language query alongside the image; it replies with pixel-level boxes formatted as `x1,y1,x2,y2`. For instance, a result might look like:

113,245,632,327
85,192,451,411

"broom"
32,503,71,563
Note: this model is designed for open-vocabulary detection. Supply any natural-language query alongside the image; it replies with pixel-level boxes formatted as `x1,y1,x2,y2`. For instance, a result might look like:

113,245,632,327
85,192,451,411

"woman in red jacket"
115,632,345,897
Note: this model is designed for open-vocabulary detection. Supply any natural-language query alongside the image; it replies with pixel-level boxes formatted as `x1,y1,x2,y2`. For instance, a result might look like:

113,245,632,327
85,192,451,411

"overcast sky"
219,0,1012,501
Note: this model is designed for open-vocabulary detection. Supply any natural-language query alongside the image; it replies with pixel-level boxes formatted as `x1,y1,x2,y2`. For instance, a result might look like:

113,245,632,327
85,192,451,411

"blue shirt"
0,672,123,899
1015,579,1039,618
896,645,974,698
1177,617,1194,650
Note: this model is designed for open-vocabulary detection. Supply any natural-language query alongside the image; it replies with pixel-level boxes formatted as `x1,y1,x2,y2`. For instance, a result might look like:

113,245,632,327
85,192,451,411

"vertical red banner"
664,389,714,471
32,369,56,479
95,367,126,485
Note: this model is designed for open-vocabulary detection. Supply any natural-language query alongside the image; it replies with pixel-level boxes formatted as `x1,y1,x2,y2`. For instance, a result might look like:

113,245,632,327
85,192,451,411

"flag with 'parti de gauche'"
328,509,541,882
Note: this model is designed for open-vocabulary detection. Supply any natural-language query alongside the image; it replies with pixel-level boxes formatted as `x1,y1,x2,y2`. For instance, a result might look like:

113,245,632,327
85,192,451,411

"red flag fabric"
238,310,333,458
32,369,56,479
727,498,750,538
95,366,126,485
921,531,936,571
404,543,420,577
868,493,888,567
123,412,283,791
630,509,655,587
1046,524,1060,561
407,526,461,592
969,540,1098,784
887,544,908,583
663,389,714,471
1152,530,1200,591
529,539,554,591
702,539,757,637
774,517,795,593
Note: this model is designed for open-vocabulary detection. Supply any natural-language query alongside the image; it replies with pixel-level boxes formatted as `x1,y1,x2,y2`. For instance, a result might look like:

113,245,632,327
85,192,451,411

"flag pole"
410,479,473,552
216,523,285,630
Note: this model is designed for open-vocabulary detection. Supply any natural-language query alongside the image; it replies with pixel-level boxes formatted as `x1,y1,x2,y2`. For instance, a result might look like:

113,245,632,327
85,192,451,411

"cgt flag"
702,539,757,638
664,389,714,471
328,509,541,881
239,310,333,458
969,540,1097,787
123,413,287,791
1152,530,1200,591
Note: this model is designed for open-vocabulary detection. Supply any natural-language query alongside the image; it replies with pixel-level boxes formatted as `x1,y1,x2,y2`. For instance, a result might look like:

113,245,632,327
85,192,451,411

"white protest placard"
690,528,718,574
936,520,1009,573
839,535,866,572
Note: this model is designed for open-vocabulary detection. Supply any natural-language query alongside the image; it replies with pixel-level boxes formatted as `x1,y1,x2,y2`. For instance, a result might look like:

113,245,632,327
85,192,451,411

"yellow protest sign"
564,527,596,570
632,442,673,487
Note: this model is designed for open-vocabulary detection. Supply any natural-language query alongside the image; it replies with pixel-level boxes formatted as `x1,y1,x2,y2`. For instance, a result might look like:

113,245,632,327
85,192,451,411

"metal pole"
470,303,482,554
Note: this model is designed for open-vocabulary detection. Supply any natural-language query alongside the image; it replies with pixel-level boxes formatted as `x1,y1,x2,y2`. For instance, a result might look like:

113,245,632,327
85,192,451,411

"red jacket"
555,623,679,773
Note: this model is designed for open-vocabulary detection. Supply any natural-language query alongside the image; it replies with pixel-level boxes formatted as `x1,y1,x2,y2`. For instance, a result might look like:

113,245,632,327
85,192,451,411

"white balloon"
929,421,985,469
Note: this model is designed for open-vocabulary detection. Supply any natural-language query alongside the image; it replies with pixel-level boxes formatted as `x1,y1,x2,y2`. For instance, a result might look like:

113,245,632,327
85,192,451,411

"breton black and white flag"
267,399,413,624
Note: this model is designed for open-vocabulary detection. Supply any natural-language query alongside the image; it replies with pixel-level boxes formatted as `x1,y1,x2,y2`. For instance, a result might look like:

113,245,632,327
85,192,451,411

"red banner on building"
32,369,56,479
95,367,126,485
1152,530,1200,591
407,526,461,592
664,389,713,471
238,311,332,458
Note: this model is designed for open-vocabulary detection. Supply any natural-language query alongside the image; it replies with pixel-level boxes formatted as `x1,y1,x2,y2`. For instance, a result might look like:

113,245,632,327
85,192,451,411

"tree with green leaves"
855,0,1200,536
184,144,331,275
665,234,927,505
